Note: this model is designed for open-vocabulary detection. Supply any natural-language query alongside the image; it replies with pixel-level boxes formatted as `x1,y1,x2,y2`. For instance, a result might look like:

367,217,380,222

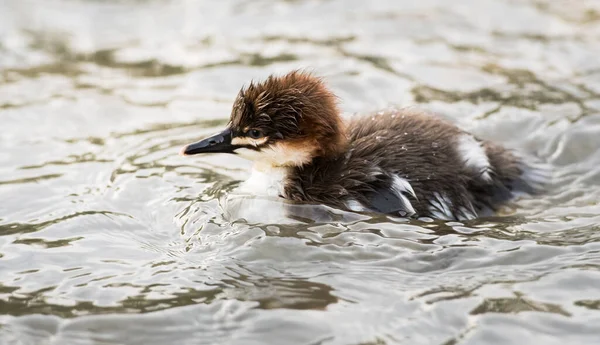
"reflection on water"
1,0,600,344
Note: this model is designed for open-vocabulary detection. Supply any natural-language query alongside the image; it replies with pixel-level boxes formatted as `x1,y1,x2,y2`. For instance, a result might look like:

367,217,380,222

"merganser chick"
180,71,548,220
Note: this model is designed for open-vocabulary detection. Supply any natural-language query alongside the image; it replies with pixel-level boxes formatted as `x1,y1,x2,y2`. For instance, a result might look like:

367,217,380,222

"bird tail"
483,143,552,202
512,152,552,196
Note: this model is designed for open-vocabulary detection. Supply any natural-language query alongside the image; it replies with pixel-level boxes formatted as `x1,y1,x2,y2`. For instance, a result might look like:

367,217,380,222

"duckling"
180,71,548,220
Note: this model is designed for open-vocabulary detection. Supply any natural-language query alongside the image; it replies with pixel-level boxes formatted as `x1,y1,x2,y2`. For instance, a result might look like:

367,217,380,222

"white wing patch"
390,175,416,216
391,175,417,199
369,167,385,178
456,135,492,182
345,199,368,212
429,192,478,221
458,206,477,221
429,192,454,220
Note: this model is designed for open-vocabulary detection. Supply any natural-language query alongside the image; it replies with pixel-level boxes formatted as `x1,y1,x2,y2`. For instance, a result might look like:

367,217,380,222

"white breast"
236,165,288,197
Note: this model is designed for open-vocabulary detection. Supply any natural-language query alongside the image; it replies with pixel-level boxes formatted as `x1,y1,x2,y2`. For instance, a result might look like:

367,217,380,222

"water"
1,0,600,344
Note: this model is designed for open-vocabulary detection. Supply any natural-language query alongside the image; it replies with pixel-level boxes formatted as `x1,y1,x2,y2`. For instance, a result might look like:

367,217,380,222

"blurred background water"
1,0,600,344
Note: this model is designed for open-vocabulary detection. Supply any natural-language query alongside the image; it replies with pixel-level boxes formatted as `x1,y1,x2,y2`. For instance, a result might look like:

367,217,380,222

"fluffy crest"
230,70,347,157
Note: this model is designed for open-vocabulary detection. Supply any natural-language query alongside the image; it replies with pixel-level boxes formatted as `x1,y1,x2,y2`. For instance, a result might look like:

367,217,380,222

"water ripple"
2,0,600,344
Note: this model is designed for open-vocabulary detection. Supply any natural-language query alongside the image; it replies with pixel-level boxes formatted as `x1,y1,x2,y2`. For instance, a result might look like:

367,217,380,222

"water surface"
1,0,600,344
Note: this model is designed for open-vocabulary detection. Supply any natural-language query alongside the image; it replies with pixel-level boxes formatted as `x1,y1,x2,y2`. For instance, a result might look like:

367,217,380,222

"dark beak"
180,128,236,155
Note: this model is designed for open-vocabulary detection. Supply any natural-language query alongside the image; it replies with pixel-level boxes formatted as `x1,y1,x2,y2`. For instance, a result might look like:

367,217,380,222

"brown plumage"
230,71,347,157
181,71,549,220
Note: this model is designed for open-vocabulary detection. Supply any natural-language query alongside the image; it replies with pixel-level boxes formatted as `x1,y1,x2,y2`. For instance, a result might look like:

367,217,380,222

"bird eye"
248,129,264,139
